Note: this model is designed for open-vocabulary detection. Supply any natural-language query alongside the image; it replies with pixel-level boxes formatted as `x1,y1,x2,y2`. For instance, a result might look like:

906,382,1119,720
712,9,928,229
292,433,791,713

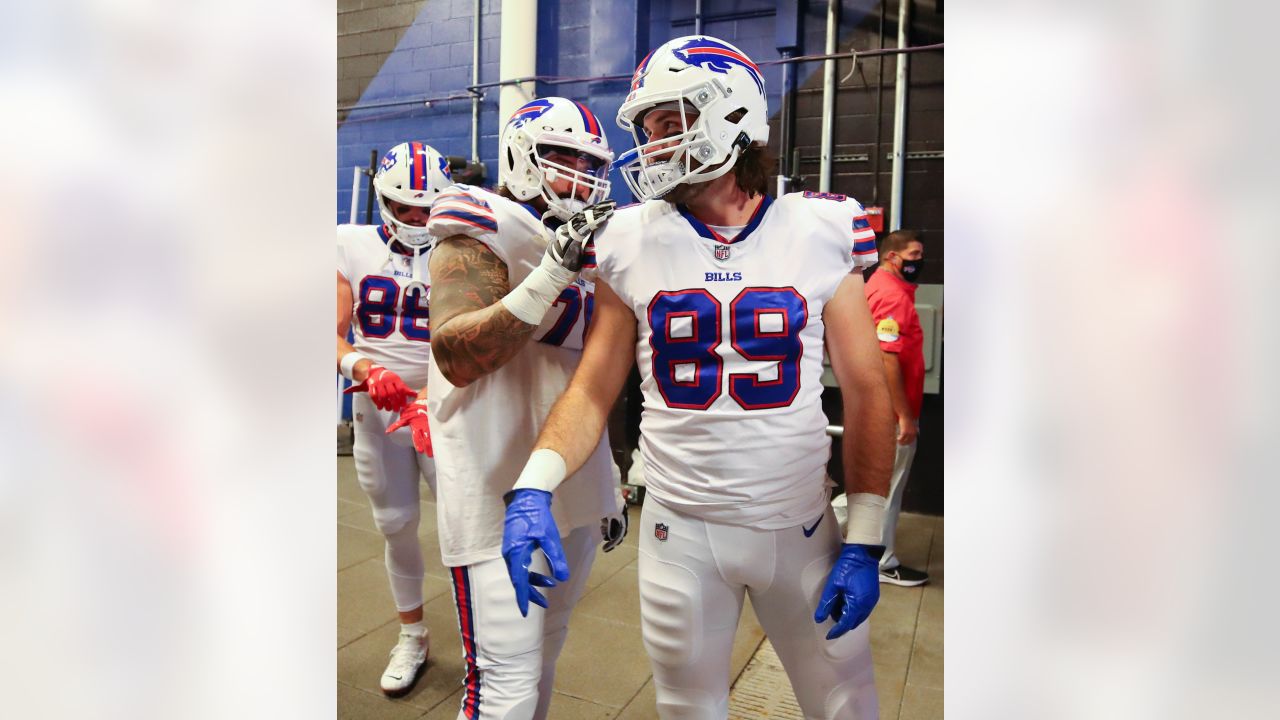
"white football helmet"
499,97,614,221
373,141,452,248
617,35,770,201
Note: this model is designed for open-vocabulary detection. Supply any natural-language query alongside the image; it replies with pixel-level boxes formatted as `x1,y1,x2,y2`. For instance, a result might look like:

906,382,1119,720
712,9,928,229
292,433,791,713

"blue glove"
502,489,571,617
814,543,882,640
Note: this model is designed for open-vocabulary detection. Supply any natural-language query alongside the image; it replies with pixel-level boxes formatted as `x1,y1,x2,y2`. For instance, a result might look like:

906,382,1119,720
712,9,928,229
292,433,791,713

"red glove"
343,363,415,412
386,400,433,456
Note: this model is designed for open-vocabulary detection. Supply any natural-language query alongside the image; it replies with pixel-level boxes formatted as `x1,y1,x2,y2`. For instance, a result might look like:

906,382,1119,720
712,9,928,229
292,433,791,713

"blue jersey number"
539,285,595,347
648,287,807,411
357,276,430,342
648,290,724,409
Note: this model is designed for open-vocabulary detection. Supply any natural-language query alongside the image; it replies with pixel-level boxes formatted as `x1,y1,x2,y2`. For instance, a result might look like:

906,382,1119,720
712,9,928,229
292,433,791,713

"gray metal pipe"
337,93,473,113
674,8,773,27
872,2,886,205
777,49,795,197
694,0,703,34
818,0,839,192
471,0,481,162
349,166,361,224
889,0,911,231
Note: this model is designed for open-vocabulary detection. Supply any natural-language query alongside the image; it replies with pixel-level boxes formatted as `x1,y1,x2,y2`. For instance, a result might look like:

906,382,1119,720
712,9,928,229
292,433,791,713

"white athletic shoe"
380,629,429,697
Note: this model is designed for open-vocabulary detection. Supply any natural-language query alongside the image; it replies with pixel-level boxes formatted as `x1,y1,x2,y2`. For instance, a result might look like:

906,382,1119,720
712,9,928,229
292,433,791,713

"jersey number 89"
647,287,807,411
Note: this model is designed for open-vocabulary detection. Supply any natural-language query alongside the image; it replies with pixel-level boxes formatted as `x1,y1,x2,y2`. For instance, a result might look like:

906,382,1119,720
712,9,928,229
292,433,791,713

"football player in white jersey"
423,97,623,720
337,141,451,697
500,37,897,719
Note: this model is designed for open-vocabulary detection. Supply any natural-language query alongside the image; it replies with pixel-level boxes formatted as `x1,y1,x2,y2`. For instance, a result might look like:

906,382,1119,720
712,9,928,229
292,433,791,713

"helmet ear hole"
724,108,747,123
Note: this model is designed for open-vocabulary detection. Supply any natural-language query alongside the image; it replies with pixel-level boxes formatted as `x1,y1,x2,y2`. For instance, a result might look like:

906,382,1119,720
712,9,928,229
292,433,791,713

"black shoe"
879,565,929,587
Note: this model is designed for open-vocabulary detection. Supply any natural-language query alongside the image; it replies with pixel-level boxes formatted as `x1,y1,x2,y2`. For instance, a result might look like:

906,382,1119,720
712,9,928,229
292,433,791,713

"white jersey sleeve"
426,184,509,261
793,190,879,272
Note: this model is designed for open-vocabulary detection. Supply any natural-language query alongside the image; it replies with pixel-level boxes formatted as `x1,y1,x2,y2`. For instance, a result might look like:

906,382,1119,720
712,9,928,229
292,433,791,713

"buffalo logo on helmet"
438,154,452,180
508,99,555,131
380,150,398,172
671,37,764,94
654,523,669,542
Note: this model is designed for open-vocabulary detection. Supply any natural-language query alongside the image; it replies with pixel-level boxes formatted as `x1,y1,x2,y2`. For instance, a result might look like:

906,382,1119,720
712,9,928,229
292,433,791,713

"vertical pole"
819,0,839,192
471,0,483,162
777,50,793,196
364,149,378,225
499,0,539,134
889,0,911,231
349,166,361,225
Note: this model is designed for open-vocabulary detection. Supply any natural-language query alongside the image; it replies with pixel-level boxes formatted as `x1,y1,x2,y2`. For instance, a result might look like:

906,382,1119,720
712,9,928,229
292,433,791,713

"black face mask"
899,257,924,284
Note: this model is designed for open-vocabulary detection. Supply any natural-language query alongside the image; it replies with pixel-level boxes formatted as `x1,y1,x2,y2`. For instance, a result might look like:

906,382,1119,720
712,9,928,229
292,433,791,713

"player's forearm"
842,370,895,499
431,305,537,387
533,382,612,478
880,351,913,420
508,382,612,497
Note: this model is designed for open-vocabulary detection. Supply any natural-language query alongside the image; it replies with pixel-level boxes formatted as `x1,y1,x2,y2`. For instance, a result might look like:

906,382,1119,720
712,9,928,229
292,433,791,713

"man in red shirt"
864,229,930,586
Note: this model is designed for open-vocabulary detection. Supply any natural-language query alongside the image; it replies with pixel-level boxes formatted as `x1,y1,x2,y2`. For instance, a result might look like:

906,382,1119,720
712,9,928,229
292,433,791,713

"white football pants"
448,525,596,720
879,431,918,572
352,393,437,612
638,498,878,719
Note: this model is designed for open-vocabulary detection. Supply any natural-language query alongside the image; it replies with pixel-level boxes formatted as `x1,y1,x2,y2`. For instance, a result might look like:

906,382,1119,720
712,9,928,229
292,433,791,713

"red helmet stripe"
574,101,600,136
409,142,424,190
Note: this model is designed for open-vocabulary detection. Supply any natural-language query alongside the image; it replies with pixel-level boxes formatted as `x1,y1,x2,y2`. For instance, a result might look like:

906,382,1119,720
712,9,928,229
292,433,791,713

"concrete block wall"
337,0,502,225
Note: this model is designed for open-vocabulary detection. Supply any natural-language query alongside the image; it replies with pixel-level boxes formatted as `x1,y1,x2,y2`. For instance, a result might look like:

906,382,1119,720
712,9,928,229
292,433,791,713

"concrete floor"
338,456,943,719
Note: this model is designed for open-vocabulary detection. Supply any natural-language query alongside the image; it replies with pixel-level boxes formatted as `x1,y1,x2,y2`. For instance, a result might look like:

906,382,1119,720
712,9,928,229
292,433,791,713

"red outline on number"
359,276,401,339
538,285,583,347
664,310,701,388
728,286,807,410
647,289,722,410
582,291,595,343
753,308,789,338
400,283,431,342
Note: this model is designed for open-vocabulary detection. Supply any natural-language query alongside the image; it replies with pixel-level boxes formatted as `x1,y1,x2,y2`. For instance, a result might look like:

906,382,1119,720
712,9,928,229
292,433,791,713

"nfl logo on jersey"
654,523,669,542
714,244,731,261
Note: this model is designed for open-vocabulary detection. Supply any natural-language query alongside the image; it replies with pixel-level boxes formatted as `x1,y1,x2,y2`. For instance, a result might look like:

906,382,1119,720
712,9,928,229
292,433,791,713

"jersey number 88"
357,276,430,342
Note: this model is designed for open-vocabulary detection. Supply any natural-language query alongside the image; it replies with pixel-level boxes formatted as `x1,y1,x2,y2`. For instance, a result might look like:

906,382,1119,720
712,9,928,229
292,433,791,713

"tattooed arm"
428,234,540,387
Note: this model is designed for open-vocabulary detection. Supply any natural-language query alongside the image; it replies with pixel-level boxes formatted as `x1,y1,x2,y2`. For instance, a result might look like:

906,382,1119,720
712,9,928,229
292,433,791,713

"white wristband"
512,448,569,494
844,493,888,545
339,351,369,380
500,252,577,325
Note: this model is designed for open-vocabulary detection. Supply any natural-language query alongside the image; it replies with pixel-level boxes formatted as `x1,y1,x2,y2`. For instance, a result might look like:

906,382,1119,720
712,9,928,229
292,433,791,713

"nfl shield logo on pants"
714,244,731,261
654,523,669,542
